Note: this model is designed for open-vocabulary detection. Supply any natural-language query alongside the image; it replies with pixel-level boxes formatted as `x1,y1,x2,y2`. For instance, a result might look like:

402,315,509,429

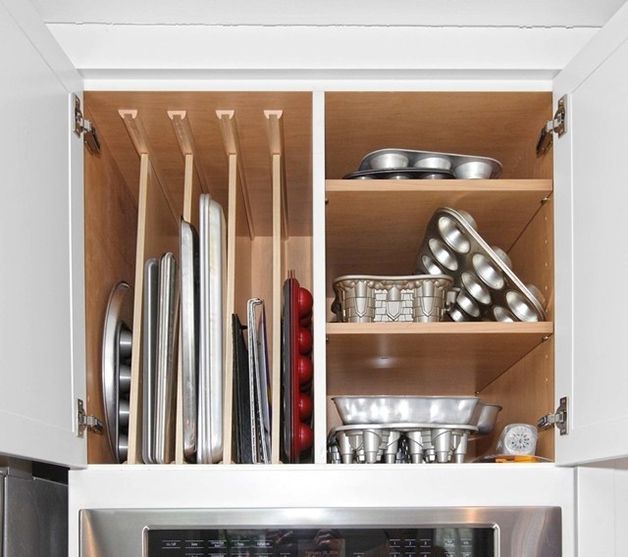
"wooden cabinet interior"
325,92,553,180
84,88,555,464
84,92,312,464
324,91,556,461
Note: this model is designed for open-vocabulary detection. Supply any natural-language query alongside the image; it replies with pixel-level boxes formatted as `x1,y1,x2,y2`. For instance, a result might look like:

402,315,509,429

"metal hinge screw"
73,94,101,154
77,398,103,437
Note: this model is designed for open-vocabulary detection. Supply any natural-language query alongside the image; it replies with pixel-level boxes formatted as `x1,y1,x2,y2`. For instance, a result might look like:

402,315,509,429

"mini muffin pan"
416,208,546,322
102,281,133,463
343,168,455,180
331,274,455,323
354,148,502,179
327,423,478,464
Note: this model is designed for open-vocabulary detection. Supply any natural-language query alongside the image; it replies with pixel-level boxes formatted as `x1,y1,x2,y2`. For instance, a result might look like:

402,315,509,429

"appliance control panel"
147,528,494,557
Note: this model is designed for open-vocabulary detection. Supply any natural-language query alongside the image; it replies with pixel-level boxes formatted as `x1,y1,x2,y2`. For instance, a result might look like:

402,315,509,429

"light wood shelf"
326,179,552,194
326,321,553,396
326,179,552,294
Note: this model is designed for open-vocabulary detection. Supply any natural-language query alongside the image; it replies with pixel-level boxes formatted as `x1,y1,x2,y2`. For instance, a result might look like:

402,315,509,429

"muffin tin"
102,281,133,463
416,207,546,322
331,274,455,323
344,168,454,180
281,274,314,463
346,148,502,180
327,423,478,464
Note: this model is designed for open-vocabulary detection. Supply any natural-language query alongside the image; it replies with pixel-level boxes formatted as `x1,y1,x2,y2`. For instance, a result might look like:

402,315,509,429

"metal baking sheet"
141,260,159,464
197,195,226,464
256,305,272,463
247,298,272,464
247,298,261,463
416,207,546,322
179,220,199,462
357,148,502,179
154,252,179,465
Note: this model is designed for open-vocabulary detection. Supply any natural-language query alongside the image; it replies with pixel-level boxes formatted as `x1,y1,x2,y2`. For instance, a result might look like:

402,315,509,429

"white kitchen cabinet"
0,0,86,467
2,0,628,554
554,8,628,465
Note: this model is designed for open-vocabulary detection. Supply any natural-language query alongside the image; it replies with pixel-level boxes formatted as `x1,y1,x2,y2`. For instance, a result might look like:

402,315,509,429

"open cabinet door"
554,2,628,465
0,0,86,466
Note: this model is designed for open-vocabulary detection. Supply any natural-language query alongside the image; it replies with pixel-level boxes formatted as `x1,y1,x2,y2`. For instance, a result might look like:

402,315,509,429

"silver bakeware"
154,252,179,465
142,258,158,464
470,402,502,435
246,299,261,463
246,298,272,464
102,282,133,464
256,306,272,463
180,220,198,462
358,148,502,179
327,423,478,464
333,396,480,426
344,168,454,180
197,195,226,464
331,274,455,323
416,207,546,322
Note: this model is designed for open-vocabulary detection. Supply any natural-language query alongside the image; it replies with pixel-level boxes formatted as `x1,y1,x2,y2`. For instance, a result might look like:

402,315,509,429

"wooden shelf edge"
326,321,554,336
325,179,553,193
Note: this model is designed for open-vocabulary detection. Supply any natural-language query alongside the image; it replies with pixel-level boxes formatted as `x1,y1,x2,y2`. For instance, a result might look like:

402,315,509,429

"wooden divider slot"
265,110,288,239
126,154,179,464
218,110,255,463
119,109,179,223
217,110,255,240
84,93,312,465
121,110,180,464
266,110,287,464
168,110,210,195
168,111,205,464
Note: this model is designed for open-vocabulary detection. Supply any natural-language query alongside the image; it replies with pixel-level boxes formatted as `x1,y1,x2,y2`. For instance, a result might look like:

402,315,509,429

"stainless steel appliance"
1,467,68,557
80,506,560,556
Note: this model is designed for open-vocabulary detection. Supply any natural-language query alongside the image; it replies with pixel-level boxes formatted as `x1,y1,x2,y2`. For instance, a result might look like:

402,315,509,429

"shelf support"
216,110,255,239
167,110,210,195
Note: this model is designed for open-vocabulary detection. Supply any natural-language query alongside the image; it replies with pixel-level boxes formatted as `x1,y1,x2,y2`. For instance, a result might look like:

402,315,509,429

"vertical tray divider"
121,110,179,464
265,110,287,464
217,110,254,463
168,110,204,464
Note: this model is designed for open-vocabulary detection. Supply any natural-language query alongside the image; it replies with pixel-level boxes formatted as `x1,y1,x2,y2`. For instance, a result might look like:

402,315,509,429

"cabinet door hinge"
77,398,103,437
73,93,101,154
537,396,568,436
536,95,567,157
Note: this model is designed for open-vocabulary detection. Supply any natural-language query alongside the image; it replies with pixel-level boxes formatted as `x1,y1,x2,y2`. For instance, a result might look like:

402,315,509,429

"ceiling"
32,0,627,27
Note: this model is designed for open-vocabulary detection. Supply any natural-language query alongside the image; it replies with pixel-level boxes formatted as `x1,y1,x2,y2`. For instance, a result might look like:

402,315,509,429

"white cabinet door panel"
554,2,628,465
0,0,85,466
